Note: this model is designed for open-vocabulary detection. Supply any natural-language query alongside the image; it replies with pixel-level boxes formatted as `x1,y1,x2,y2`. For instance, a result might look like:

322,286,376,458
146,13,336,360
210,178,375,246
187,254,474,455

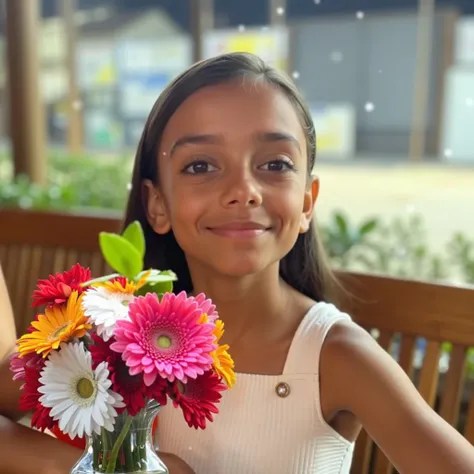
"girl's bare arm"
0,265,16,360
322,322,474,474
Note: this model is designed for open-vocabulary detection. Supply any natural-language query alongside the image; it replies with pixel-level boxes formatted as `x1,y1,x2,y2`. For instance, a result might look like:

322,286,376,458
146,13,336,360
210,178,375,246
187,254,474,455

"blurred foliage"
321,211,379,268
0,151,132,211
321,211,457,284
447,233,474,284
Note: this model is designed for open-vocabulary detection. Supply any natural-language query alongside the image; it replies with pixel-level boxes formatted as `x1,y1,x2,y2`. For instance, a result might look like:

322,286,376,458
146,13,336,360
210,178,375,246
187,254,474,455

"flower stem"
101,429,109,454
123,430,135,470
105,415,133,473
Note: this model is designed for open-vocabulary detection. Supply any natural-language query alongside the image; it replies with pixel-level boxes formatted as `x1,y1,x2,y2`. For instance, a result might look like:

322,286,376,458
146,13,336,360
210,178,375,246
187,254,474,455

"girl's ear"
142,180,172,234
300,177,320,234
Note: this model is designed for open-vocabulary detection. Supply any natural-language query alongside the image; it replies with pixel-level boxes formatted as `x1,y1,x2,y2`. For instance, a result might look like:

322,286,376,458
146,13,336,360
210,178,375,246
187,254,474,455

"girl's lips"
208,228,268,238
207,222,271,238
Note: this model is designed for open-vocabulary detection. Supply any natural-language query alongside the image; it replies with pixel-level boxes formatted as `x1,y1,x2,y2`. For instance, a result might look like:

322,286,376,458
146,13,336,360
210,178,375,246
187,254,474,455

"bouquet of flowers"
10,221,235,474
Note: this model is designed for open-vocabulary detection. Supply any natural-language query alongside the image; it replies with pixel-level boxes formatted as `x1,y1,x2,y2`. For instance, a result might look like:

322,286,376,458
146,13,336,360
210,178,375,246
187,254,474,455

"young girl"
1,52,474,474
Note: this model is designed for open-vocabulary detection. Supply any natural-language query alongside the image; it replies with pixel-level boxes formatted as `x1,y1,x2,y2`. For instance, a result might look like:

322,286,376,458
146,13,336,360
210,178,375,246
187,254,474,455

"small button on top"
275,382,291,398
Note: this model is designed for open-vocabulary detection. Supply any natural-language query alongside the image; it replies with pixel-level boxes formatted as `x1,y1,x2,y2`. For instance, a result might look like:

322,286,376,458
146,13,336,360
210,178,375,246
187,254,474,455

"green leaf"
359,219,378,236
82,273,119,287
334,212,349,238
122,221,145,258
134,270,177,296
135,280,174,298
99,232,143,280
146,270,177,283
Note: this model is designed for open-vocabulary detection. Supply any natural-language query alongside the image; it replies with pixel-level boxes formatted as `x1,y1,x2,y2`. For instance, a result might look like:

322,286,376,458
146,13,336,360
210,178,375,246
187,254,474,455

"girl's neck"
189,261,294,329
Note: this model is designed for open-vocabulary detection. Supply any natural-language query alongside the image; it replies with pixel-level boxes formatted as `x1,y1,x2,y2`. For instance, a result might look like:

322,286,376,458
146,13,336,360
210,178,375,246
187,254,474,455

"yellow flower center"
157,335,172,349
76,378,94,399
51,323,70,340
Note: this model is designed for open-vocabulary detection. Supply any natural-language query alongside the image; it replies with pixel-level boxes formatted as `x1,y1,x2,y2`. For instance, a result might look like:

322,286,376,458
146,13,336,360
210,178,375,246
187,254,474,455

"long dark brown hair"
123,52,340,303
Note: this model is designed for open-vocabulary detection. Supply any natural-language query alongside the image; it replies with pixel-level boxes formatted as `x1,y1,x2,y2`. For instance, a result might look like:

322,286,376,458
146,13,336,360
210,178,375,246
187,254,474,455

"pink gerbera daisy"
170,370,227,430
111,292,216,386
90,334,168,416
9,351,44,384
32,263,91,308
193,293,219,323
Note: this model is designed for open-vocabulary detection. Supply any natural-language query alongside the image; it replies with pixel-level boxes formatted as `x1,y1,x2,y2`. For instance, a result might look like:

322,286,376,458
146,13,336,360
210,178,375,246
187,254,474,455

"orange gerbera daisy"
211,320,236,389
95,271,150,295
17,291,91,359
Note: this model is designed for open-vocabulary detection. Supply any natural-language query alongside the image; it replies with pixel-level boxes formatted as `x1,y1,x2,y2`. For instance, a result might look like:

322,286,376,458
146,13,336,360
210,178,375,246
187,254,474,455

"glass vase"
70,400,168,474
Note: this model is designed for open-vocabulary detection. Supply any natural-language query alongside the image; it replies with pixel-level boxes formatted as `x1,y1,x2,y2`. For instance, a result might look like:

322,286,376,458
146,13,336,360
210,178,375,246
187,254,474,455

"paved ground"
314,159,474,252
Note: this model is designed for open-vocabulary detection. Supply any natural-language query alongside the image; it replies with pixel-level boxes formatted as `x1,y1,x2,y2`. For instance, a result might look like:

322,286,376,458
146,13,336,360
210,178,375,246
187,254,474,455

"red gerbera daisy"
90,334,168,416
170,370,227,430
32,263,92,308
19,359,54,432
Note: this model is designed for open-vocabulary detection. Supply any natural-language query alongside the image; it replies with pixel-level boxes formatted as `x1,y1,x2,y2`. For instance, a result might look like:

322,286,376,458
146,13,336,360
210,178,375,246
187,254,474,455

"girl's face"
145,80,317,279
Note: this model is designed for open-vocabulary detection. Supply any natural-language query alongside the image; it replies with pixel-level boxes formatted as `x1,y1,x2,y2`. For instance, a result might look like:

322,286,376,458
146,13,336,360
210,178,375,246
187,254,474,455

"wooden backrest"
338,272,474,474
0,208,121,334
1,209,474,473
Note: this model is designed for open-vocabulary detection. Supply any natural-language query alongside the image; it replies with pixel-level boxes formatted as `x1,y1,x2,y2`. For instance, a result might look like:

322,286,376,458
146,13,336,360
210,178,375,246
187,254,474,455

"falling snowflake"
292,71,300,79
364,102,375,112
356,11,365,20
314,0,321,4
443,148,453,158
126,183,132,191
276,7,285,15
238,24,245,32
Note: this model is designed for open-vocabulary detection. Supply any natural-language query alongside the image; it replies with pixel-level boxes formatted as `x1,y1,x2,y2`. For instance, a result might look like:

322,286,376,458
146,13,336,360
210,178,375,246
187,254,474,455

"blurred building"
0,1,473,162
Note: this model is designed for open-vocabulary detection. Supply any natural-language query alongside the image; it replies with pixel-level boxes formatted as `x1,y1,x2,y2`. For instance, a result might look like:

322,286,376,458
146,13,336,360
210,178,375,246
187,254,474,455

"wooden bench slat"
439,345,467,426
398,335,417,379
338,272,474,347
417,341,442,407
464,391,474,444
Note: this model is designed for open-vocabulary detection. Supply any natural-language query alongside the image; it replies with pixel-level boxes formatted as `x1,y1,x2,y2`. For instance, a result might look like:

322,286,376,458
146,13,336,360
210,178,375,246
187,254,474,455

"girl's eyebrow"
254,131,301,152
169,131,301,157
170,134,222,156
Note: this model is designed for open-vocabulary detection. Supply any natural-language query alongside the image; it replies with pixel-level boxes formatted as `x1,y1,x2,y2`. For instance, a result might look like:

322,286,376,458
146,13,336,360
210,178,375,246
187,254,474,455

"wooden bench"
0,208,121,335
1,208,474,473
339,272,474,473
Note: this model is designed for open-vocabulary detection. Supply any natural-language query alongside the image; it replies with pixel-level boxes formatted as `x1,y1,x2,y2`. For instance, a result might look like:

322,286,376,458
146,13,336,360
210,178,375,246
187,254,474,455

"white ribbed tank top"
156,302,354,474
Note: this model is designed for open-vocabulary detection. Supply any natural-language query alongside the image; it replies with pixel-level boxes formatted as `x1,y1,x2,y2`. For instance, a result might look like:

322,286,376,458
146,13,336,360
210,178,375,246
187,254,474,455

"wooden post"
190,0,214,64
59,0,83,154
5,0,46,183
409,0,435,162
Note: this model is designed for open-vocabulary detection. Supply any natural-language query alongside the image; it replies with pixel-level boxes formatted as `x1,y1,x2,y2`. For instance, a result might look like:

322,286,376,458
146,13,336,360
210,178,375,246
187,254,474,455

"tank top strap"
283,302,352,375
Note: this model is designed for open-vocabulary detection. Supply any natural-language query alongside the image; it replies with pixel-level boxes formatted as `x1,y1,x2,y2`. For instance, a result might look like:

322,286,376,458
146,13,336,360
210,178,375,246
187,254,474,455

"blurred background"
1,0,474,286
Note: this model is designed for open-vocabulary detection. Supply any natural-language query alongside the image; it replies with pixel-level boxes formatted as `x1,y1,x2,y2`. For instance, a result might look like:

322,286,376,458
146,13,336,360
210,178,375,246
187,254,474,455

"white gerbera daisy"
82,286,134,341
38,342,125,439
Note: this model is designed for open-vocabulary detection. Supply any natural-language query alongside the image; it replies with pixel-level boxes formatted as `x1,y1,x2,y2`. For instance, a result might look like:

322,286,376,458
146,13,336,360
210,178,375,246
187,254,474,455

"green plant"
0,151,132,211
358,213,449,282
320,211,379,268
447,233,474,284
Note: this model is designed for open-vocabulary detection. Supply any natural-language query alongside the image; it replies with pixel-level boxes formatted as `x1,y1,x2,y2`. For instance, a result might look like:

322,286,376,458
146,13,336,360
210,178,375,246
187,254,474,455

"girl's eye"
259,159,296,172
182,161,218,174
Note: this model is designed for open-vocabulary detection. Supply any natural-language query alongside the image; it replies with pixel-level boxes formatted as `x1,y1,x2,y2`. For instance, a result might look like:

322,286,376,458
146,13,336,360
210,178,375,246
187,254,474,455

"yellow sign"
204,27,289,72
